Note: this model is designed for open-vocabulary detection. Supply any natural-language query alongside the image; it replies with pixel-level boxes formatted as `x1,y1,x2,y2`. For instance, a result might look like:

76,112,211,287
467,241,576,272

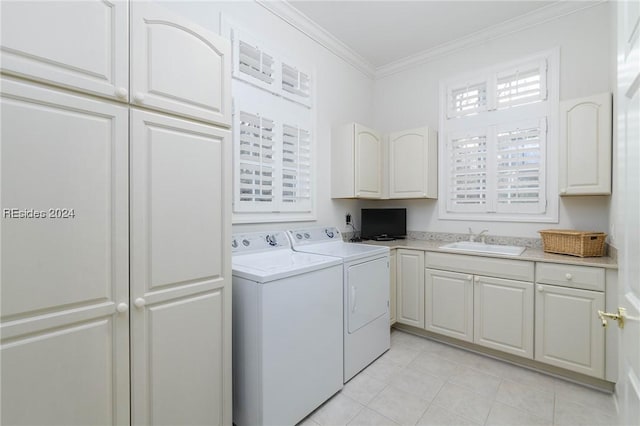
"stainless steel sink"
440,241,526,256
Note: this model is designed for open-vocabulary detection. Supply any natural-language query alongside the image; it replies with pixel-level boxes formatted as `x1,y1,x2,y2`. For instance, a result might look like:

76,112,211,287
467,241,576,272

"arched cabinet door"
130,0,231,127
0,0,129,101
559,92,612,196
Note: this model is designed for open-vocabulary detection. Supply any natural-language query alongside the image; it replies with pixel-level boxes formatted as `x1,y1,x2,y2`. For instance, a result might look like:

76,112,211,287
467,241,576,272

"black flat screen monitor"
360,208,407,241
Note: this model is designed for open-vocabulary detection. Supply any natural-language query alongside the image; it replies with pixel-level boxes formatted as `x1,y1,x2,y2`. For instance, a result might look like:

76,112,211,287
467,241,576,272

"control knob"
266,234,277,246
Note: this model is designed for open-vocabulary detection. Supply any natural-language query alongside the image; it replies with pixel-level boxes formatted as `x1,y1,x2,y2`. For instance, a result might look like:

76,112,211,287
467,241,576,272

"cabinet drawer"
426,252,534,282
535,263,605,291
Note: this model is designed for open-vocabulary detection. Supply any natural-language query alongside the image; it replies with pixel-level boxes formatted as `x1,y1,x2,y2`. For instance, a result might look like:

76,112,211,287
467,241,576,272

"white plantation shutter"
440,50,557,221
281,124,312,210
448,80,487,118
282,63,312,107
448,133,488,212
496,60,547,109
231,27,313,108
238,40,275,84
236,111,276,210
232,75,314,218
495,119,546,213
232,28,279,94
228,22,315,220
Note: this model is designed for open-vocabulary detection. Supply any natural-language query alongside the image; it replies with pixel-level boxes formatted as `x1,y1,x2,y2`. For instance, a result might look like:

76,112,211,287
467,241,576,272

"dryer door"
347,256,389,333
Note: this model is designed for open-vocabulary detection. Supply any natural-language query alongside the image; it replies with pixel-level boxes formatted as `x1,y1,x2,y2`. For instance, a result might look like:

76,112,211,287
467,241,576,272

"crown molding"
256,0,377,78
375,0,607,78
257,0,606,81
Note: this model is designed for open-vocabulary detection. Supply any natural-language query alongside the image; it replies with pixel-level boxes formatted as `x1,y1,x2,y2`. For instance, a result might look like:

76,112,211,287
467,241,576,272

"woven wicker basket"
539,230,607,257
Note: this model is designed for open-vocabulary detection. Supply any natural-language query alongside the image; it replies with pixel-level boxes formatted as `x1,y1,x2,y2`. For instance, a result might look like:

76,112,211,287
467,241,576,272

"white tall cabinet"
1,77,131,426
129,110,231,425
1,1,232,425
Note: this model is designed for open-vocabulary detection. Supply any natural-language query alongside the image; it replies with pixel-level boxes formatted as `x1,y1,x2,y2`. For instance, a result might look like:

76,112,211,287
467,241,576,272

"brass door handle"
597,308,626,328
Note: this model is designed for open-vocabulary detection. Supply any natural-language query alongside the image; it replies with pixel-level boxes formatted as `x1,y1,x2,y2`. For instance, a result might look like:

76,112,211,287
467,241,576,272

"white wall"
370,3,613,238
160,1,373,234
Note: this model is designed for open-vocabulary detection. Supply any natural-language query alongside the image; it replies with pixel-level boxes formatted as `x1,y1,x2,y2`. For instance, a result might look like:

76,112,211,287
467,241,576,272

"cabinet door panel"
474,277,533,358
388,127,437,199
354,124,382,198
425,269,473,342
130,109,231,425
131,0,231,126
147,291,224,425
396,249,424,327
535,284,605,378
0,0,128,100
1,79,129,425
2,319,119,425
559,93,612,195
1,81,128,318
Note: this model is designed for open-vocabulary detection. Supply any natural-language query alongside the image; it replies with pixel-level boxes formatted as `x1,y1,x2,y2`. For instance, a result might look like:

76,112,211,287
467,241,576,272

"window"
439,50,559,222
228,24,314,222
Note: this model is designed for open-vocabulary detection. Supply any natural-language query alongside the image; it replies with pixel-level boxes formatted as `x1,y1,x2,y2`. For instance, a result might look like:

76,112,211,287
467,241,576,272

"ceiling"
288,1,561,68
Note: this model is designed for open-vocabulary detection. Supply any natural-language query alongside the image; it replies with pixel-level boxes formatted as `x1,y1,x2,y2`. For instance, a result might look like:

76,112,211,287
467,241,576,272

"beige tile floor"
299,330,620,426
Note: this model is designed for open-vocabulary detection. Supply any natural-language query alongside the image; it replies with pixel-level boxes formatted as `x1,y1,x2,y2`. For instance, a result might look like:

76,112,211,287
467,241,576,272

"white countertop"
360,239,618,269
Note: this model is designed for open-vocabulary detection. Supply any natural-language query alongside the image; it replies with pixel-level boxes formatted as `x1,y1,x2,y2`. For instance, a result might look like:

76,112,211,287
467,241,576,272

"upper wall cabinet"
559,93,612,196
388,127,438,199
331,123,438,199
332,123,383,199
0,0,129,101
130,1,231,126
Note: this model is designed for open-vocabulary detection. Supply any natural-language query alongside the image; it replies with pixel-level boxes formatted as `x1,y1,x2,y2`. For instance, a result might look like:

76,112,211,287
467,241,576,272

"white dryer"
287,226,391,382
232,231,343,426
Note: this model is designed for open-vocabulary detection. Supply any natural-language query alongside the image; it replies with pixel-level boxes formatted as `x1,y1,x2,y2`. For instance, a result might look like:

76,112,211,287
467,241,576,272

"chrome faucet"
468,228,489,243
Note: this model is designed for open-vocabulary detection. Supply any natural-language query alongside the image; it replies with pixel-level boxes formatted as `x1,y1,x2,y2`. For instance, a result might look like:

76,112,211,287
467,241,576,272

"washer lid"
293,241,390,262
232,249,341,283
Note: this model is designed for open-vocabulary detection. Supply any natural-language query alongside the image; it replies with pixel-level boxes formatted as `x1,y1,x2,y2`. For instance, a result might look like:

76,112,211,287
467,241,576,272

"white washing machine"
231,231,343,426
287,226,391,382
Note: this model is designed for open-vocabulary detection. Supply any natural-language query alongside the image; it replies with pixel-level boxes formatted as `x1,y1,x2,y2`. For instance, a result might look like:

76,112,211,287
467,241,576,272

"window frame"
438,49,560,223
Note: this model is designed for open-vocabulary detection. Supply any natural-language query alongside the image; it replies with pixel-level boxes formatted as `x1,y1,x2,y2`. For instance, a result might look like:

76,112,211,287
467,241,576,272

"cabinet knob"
467,275,473,281
116,302,128,313
115,87,128,100
537,285,544,292
565,273,573,280
560,189,567,195
133,92,145,103
134,297,146,308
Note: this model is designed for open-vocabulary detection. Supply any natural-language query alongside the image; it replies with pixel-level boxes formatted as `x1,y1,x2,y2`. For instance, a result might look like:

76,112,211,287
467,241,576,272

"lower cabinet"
535,284,605,378
392,251,610,380
424,269,473,342
474,276,534,358
396,249,424,327
390,250,397,325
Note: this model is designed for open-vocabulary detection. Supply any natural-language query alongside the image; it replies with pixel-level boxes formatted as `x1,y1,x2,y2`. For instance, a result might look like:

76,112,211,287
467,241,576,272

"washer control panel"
287,226,342,246
231,231,290,253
